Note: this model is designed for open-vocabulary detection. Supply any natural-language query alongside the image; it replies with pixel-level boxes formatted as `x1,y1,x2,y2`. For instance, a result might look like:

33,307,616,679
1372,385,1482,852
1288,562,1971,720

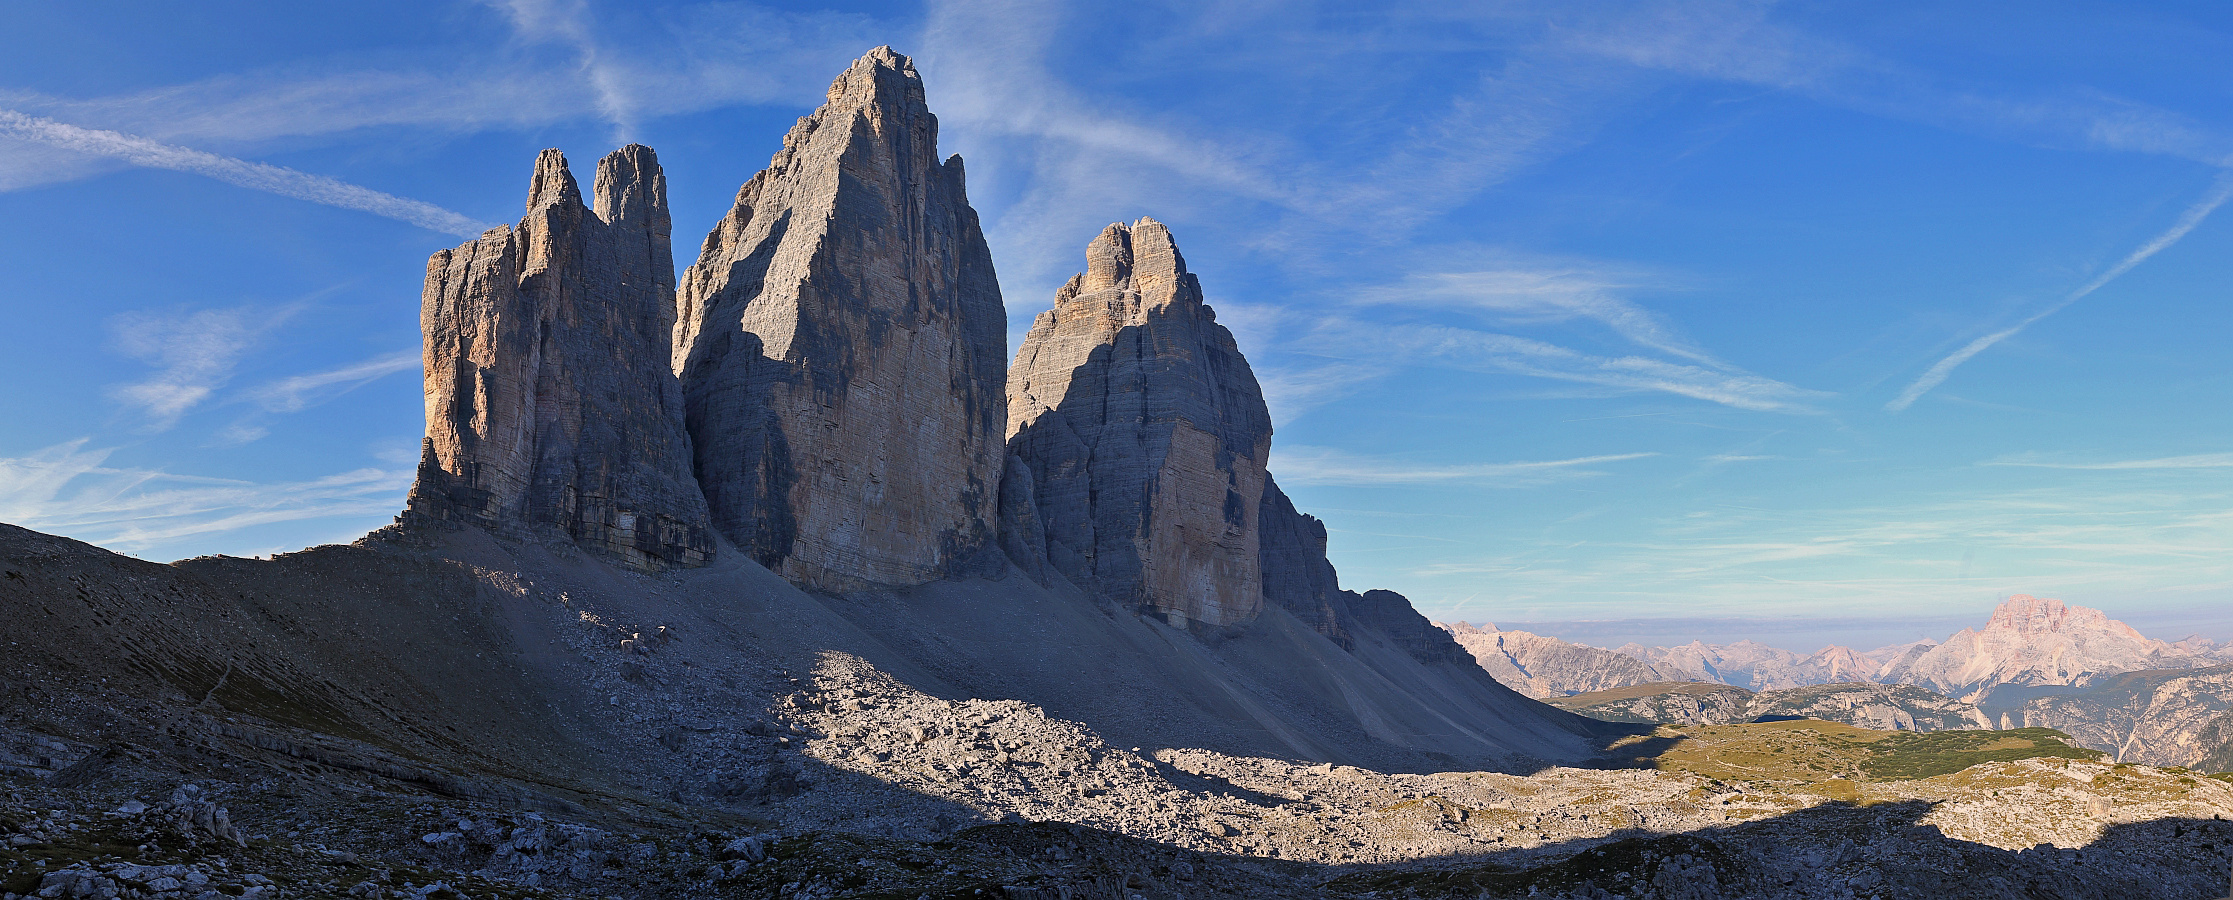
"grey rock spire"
675,46,1007,592
1006,218,1273,628
407,145,712,569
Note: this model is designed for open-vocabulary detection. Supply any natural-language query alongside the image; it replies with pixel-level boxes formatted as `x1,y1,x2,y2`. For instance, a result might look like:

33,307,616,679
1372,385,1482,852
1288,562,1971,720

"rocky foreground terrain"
5,643,2233,900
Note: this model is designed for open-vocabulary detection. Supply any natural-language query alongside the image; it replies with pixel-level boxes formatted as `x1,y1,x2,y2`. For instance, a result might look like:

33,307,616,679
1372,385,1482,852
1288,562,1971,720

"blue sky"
2,1,2229,652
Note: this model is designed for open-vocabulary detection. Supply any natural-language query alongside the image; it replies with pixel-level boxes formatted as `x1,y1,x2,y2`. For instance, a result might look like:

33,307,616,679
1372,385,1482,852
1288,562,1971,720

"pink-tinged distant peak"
1982,593,2146,641
1988,594,2090,634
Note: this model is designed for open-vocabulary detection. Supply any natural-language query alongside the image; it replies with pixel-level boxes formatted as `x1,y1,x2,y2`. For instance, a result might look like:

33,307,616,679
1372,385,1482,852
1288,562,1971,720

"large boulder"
406,145,711,570
674,46,1007,592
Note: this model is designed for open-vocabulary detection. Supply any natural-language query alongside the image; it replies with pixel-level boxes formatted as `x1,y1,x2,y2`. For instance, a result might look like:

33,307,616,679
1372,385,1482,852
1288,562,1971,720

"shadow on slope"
1318,801,2233,900
0,518,1625,816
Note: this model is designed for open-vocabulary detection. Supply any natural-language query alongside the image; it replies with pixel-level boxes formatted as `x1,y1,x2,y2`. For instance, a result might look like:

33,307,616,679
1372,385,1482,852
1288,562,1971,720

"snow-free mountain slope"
1882,595,2197,700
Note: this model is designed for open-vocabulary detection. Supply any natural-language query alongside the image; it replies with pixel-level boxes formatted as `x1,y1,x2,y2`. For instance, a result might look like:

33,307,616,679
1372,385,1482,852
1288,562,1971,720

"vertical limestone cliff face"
675,46,1007,592
407,145,712,570
1006,219,1272,628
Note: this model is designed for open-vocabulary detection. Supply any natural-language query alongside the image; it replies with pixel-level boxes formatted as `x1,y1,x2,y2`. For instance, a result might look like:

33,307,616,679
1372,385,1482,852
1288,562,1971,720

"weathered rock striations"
1995,664,2233,766
1006,218,1272,628
406,145,711,570
675,46,1007,592
1257,479,1354,645
2197,711,2233,772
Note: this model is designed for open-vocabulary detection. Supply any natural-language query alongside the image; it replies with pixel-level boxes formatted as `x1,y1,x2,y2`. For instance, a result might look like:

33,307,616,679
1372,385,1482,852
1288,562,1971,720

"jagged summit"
1880,593,2185,699
406,143,711,570
675,45,1007,592
1005,218,1481,671
1983,593,2143,638
1006,217,1274,628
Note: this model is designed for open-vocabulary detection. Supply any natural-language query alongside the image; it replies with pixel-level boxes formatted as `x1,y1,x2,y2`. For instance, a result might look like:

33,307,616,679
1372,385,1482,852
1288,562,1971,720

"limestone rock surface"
1747,682,1992,731
1547,682,1755,726
406,145,711,569
1005,218,1271,627
2196,712,2233,772
675,46,1006,591
1996,664,2233,766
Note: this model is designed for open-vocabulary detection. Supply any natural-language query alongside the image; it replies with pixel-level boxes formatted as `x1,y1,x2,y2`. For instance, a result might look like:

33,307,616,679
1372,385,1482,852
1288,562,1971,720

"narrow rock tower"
1007,219,1273,628
675,47,1007,591
407,145,713,569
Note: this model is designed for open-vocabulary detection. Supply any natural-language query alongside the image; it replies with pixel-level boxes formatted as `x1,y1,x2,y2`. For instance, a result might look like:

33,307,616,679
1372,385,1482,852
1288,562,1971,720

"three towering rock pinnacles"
404,45,1469,668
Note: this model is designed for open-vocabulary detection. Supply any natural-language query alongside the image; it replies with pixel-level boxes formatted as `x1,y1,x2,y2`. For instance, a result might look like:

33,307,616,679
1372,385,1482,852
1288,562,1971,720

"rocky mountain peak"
1985,593,2134,639
1078,217,1186,297
1007,218,1270,628
593,143,666,227
675,45,1006,591
407,143,710,570
526,148,579,210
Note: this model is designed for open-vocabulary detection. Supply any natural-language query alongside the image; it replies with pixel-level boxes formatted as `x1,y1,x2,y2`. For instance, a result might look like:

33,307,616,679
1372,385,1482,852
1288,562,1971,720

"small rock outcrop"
1005,218,1272,628
406,145,712,569
675,46,1007,591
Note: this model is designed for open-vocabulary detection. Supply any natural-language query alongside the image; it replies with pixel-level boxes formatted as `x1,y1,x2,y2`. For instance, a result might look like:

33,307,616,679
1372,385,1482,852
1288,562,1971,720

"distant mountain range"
1545,682,1992,732
1443,595,2233,767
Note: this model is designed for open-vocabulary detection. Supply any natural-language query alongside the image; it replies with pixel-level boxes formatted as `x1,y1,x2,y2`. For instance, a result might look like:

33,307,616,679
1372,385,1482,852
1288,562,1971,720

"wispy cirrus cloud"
1887,169,2233,412
0,3,879,196
0,110,495,236
106,306,274,428
1271,446,1656,486
482,0,637,141
1557,0,2233,165
1983,453,2233,470
1305,319,1825,413
250,350,420,414
0,437,410,559
1358,261,1722,367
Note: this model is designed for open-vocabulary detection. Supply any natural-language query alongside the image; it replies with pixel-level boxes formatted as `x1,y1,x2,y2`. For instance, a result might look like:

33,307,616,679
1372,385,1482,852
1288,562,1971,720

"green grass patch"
1856,728,2100,780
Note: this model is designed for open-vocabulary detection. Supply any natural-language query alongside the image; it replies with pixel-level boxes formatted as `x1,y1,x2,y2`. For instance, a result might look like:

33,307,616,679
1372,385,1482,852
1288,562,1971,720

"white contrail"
0,109,494,237
1888,169,2233,412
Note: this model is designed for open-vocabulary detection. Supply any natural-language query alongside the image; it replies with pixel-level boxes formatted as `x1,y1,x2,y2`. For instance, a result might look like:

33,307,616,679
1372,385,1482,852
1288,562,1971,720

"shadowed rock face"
1258,479,1473,665
675,46,1007,592
406,144,711,570
1006,218,1272,628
